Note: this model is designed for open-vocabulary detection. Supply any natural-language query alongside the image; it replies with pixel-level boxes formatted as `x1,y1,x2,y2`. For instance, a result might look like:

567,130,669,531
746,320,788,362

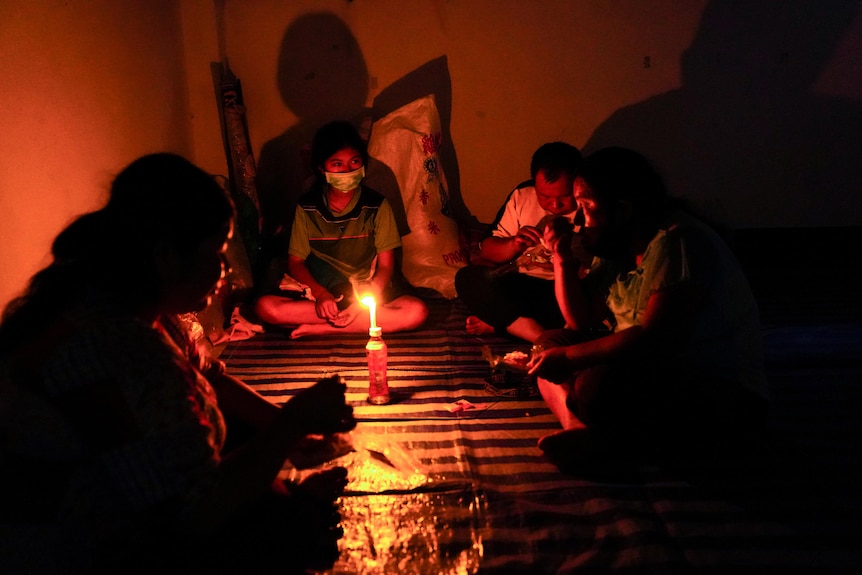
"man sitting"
454,142,582,343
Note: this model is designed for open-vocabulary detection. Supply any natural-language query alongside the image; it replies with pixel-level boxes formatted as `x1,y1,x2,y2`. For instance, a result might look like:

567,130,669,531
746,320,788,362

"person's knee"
254,295,281,324
570,365,613,425
403,297,430,329
384,296,429,330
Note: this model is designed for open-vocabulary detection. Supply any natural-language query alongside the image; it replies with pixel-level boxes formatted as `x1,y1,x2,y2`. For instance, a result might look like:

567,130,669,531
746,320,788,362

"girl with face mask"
254,121,428,338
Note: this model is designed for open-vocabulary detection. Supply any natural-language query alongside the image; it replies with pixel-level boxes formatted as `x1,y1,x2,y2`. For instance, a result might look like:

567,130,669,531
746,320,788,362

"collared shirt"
489,181,577,280
289,184,401,284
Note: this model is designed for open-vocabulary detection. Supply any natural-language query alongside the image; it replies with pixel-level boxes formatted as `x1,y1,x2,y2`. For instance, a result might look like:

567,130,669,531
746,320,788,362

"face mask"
325,166,365,193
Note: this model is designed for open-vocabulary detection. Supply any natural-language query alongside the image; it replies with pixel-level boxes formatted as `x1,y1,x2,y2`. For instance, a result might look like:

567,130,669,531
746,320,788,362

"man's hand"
513,225,542,251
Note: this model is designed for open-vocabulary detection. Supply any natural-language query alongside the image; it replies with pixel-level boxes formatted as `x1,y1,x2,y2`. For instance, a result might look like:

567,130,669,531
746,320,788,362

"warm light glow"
309,432,484,574
361,294,377,329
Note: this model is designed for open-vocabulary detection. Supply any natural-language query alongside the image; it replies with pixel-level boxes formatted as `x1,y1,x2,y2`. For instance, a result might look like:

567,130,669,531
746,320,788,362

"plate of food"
481,346,539,397
498,349,530,372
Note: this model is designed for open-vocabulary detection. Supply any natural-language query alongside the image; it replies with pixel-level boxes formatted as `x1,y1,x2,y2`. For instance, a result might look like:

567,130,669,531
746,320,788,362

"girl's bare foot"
290,323,341,339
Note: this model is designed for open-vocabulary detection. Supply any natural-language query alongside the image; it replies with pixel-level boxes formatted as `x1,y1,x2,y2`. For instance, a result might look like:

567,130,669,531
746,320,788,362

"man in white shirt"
454,142,582,343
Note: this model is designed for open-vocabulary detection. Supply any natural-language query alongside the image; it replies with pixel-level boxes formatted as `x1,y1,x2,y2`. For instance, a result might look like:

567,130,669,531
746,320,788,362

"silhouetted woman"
0,153,355,574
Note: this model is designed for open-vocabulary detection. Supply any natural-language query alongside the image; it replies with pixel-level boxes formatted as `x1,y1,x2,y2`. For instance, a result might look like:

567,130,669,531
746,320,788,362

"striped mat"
220,294,862,574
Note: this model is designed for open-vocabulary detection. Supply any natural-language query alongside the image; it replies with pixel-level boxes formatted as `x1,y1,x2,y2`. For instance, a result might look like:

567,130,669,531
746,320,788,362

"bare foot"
290,323,344,339
465,315,495,335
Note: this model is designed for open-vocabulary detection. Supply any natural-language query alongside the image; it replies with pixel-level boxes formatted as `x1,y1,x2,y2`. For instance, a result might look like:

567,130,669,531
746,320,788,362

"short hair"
310,120,368,173
530,142,582,183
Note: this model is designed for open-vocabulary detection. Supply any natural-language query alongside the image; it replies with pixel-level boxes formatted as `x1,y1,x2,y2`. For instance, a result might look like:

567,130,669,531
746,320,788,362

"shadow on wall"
255,12,476,286
583,0,862,230
255,11,372,264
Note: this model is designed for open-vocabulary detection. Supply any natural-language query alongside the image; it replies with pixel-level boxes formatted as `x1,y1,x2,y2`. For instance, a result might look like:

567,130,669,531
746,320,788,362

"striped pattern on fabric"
219,293,862,574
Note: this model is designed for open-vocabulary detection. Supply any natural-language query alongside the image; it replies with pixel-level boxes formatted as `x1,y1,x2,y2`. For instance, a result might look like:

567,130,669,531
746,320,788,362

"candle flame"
361,294,378,330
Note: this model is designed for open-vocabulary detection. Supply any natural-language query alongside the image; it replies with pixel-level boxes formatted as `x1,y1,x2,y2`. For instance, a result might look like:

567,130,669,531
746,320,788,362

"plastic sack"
366,94,468,299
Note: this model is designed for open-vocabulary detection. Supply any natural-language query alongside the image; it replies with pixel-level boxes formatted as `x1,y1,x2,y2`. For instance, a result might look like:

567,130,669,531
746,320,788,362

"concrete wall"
3,0,861,310
0,0,195,308
196,0,862,232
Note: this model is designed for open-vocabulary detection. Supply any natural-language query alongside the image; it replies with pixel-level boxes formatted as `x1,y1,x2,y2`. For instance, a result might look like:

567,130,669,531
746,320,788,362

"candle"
361,295,377,329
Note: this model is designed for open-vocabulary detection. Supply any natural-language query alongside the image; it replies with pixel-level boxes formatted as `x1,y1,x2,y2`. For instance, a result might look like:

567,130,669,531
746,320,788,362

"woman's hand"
528,346,575,384
543,217,577,264
280,376,356,437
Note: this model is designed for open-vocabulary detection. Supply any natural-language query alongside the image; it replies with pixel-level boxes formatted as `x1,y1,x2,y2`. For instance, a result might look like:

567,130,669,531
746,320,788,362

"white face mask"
325,166,365,193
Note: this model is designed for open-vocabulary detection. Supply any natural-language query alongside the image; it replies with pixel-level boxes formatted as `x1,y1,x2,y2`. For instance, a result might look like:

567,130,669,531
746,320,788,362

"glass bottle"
366,326,390,404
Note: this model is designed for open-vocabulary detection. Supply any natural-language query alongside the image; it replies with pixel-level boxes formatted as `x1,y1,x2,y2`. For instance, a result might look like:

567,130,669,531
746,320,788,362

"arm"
286,254,340,320
184,376,355,532
285,204,341,320
530,282,703,382
207,368,280,430
371,249,395,294
479,227,543,263
369,199,400,289
480,186,545,263
544,220,604,330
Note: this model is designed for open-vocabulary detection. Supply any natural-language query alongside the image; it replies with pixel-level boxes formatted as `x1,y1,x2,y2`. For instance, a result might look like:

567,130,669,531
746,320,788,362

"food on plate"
501,350,530,369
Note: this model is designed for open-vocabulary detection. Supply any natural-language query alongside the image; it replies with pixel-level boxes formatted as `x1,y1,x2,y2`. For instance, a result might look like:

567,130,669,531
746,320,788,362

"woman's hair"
309,120,367,178
0,153,234,352
578,146,670,231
